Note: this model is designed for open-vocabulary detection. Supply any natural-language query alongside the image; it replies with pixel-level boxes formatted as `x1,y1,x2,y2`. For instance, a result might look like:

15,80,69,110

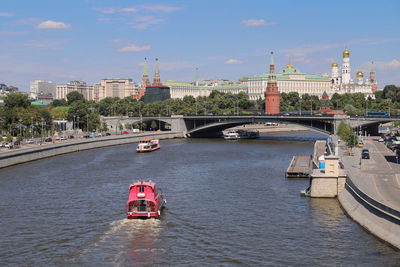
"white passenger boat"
223,129,259,140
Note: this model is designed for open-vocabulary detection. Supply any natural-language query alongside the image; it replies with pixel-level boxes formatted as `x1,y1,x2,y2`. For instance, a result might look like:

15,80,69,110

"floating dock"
286,155,312,178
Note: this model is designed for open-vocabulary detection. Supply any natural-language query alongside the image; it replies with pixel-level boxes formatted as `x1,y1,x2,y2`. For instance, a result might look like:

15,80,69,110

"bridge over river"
104,115,399,137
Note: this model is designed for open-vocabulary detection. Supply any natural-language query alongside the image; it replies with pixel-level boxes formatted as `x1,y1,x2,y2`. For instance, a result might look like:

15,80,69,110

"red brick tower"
265,51,280,114
319,91,331,112
152,58,162,86
136,58,151,100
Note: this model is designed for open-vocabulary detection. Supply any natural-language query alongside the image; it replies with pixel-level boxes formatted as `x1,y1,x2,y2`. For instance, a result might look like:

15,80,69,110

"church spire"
141,57,150,87
270,51,274,71
152,58,161,86
143,57,148,76
269,51,276,81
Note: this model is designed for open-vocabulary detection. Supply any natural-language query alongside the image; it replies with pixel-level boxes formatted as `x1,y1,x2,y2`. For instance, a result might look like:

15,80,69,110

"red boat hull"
136,145,161,153
126,181,166,219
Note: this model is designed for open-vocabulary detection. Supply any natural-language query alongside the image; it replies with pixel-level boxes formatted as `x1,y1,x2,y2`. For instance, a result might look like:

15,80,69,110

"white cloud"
120,7,137,13
241,19,276,27
117,44,151,52
37,20,71,29
93,7,116,14
23,39,68,50
130,16,164,29
224,59,242,64
140,5,181,13
0,12,13,17
375,59,400,70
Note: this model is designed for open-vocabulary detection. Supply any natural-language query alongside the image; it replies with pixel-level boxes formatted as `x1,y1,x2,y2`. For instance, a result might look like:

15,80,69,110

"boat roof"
139,138,154,142
129,180,156,189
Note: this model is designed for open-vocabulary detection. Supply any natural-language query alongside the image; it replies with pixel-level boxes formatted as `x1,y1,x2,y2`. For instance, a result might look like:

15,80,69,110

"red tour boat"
136,138,161,152
126,180,166,219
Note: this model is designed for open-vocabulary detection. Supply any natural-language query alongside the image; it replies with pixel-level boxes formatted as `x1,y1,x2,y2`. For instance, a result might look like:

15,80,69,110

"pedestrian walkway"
339,137,400,213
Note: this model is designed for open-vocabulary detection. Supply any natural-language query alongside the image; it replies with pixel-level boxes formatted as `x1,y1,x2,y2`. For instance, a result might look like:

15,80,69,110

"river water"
1,131,400,266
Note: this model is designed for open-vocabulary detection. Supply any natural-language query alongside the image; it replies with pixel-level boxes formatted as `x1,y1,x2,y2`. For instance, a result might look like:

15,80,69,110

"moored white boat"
223,129,259,140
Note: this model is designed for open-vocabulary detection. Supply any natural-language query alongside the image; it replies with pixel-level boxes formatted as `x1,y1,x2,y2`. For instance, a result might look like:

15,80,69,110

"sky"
1,0,399,92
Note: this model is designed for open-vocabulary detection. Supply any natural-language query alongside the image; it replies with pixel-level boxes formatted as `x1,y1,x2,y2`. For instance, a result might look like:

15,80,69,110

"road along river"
0,131,399,265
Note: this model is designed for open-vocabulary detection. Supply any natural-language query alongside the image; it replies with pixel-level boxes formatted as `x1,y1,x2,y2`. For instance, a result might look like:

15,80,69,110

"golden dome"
343,48,350,58
356,70,363,78
286,57,293,69
332,62,338,67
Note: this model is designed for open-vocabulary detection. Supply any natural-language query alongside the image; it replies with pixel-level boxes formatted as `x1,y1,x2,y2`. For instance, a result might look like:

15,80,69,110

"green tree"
50,107,69,120
101,120,108,133
51,99,68,107
337,121,357,149
6,133,13,142
67,91,85,105
4,93,30,109
151,120,157,130
67,100,88,129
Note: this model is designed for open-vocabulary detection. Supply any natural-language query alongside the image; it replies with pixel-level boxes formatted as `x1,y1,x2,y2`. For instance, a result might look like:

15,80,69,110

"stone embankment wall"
338,178,400,249
0,132,183,169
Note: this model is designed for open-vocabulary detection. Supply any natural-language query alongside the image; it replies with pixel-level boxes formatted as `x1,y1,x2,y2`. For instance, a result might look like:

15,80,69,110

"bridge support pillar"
170,115,188,136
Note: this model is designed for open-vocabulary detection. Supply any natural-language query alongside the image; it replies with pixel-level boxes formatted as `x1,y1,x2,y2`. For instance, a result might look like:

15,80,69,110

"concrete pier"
309,155,347,197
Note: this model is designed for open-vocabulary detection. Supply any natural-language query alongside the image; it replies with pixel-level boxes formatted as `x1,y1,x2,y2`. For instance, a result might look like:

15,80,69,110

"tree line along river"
0,131,399,266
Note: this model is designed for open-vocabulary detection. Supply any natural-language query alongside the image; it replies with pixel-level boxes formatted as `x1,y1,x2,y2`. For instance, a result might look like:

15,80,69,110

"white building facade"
162,80,248,99
330,47,376,98
248,62,332,101
93,79,139,102
30,80,56,100
56,81,93,101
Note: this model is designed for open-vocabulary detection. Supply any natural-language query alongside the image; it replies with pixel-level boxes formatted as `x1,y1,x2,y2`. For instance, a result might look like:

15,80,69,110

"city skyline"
1,0,399,91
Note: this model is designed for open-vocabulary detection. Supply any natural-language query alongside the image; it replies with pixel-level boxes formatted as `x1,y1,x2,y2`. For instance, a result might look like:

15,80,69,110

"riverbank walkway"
340,138,400,214
338,136,400,249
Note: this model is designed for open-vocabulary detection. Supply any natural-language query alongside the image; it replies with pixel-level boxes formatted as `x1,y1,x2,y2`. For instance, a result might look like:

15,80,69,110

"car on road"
4,142,13,149
105,132,111,136
60,136,67,140
26,139,34,144
361,149,370,159
122,131,129,134
44,137,52,142
378,137,384,142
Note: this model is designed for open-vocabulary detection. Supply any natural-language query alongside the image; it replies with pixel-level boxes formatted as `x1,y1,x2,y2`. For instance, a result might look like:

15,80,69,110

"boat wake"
75,218,165,265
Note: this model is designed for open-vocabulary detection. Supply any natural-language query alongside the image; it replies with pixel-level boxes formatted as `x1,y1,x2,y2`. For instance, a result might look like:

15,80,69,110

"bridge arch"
186,118,332,137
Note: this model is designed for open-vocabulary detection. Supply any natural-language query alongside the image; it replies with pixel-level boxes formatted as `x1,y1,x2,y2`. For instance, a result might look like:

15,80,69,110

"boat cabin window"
130,200,156,212
139,186,144,192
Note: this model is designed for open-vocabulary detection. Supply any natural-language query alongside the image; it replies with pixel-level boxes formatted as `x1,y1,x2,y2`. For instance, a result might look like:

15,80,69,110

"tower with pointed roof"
370,62,377,93
136,58,151,100
341,45,351,84
152,58,162,86
265,51,280,115
319,91,331,112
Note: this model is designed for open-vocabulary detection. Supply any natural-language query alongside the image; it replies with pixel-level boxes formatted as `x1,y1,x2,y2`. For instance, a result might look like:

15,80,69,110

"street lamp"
41,117,44,142
299,100,302,116
77,116,80,137
19,119,22,136
31,116,34,136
